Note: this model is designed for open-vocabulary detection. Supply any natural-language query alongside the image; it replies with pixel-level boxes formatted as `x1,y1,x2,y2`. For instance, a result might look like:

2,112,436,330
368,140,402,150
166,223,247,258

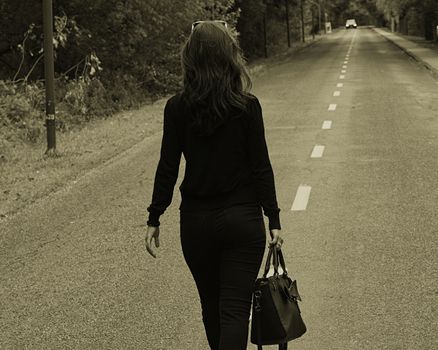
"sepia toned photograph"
1,1,437,349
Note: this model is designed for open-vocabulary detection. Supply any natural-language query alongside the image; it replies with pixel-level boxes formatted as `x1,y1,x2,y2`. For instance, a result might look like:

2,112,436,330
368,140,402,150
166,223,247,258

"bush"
0,80,44,133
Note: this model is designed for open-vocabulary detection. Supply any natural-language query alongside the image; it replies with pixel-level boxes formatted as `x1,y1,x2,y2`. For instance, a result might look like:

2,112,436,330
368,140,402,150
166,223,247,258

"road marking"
291,185,312,211
311,145,325,158
341,70,347,73
343,65,347,68
344,61,348,64
322,120,332,129
337,83,344,87
340,75,345,79
333,91,341,96
328,103,337,111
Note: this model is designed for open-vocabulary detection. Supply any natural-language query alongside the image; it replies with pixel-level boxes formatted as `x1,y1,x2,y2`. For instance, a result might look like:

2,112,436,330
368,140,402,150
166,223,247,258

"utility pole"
300,0,305,43
285,0,291,48
312,8,315,40
42,0,57,156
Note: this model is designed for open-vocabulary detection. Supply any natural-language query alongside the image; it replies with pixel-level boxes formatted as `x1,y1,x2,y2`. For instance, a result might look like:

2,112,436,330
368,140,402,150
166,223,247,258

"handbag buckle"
254,290,262,312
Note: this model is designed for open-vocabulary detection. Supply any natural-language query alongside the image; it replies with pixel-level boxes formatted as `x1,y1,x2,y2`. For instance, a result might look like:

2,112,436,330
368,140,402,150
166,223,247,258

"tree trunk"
424,11,434,40
285,0,291,48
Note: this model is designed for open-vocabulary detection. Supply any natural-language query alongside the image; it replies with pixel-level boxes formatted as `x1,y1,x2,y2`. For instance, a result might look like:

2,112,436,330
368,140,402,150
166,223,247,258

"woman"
145,20,283,350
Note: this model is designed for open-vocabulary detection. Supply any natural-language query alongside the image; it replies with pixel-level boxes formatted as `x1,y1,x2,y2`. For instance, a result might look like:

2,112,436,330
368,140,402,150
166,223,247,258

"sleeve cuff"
268,211,281,230
147,206,162,227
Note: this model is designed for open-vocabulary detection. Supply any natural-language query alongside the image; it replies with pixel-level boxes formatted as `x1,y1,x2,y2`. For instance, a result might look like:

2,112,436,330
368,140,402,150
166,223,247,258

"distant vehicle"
345,19,357,29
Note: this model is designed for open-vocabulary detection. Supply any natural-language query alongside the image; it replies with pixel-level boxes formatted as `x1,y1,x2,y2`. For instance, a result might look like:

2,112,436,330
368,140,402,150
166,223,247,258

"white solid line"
311,145,325,158
341,70,347,73
291,185,312,211
328,103,337,111
340,75,345,79
333,91,341,96
337,83,344,87
322,120,332,129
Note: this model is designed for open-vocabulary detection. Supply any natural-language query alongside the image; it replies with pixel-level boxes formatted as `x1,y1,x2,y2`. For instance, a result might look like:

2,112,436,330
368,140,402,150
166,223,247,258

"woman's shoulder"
243,93,262,116
166,92,185,108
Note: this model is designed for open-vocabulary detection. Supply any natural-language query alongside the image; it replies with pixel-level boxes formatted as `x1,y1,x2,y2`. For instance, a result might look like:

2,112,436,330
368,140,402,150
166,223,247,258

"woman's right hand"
269,229,283,250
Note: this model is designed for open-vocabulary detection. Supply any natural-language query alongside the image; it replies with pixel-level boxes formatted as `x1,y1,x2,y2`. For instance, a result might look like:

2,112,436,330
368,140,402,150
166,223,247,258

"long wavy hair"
181,21,252,137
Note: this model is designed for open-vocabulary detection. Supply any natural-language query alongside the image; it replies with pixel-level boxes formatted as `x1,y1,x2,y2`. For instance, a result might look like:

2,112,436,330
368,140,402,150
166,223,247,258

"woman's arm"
246,97,281,230
147,98,182,226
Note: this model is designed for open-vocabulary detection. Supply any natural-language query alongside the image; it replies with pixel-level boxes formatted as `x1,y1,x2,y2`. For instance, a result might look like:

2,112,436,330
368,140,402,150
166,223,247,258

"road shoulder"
372,27,438,76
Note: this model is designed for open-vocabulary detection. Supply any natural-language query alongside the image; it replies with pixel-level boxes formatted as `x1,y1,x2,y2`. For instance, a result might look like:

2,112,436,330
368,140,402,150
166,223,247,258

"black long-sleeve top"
147,93,281,230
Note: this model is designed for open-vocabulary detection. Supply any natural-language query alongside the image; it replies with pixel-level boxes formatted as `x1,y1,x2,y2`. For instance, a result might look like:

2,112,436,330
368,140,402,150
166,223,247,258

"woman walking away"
145,20,283,350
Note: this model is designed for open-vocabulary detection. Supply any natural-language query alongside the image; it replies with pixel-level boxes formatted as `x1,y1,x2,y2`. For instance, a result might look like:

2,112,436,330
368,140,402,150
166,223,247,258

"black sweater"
147,93,281,230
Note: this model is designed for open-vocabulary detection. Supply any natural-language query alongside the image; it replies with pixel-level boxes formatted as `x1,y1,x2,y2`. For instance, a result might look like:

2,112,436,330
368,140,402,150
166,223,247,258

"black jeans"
180,204,266,350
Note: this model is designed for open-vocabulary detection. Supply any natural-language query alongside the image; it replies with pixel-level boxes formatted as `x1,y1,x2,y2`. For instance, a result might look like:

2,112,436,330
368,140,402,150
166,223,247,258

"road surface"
1,28,437,349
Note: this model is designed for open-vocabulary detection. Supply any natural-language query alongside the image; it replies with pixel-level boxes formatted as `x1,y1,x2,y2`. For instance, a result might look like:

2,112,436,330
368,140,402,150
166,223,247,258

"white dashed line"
311,145,325,158
344,61,348,64
291,185,312,211
337,83,344,87
322,120,332,129
333,91,341,96
341,70,347,73
340,75,345,79
328,104,337,111
342,65,347,68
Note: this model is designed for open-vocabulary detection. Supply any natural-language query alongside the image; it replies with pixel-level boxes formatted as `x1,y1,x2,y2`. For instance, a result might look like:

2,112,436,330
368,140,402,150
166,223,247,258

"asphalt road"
1,28,437,350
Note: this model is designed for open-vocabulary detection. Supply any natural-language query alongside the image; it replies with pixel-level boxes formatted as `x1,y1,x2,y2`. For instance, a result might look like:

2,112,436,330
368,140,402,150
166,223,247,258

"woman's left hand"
145,225,160,258
269,229,283,250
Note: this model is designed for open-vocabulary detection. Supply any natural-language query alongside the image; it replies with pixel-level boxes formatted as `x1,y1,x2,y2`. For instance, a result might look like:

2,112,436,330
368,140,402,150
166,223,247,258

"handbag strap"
263,247,289,278
257,304,263,350
262,246,275,278
277,249,288,276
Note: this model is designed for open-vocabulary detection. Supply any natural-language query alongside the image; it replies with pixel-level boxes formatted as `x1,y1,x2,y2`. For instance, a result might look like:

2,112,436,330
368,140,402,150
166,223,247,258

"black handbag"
250,246,306,350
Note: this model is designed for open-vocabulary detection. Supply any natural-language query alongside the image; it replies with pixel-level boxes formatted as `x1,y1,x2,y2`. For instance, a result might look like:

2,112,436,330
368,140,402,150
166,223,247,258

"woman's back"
175,92,254,197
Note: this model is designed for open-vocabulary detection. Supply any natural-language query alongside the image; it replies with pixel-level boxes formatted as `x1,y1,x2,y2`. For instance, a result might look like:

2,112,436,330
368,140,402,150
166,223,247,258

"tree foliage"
375,0,438,38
